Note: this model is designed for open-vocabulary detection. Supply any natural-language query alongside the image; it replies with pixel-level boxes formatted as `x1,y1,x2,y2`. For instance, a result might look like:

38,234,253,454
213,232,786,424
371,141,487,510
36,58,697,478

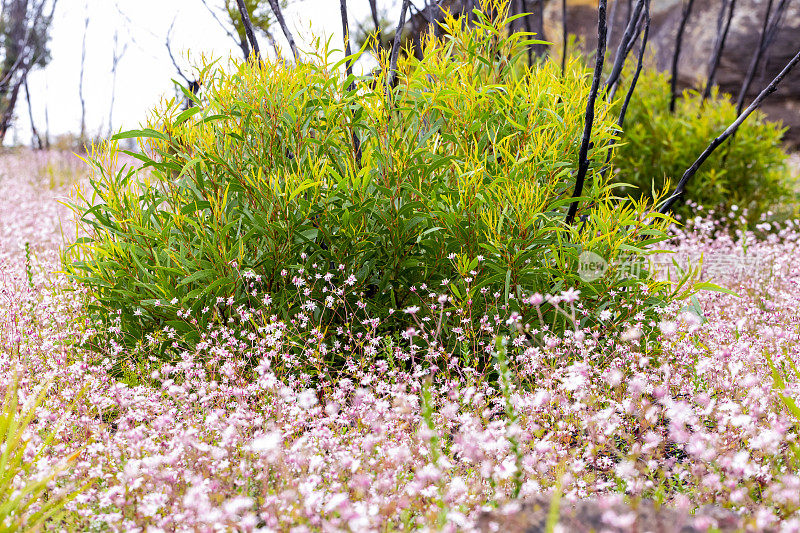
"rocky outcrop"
544,0,800,148
475,495,762,532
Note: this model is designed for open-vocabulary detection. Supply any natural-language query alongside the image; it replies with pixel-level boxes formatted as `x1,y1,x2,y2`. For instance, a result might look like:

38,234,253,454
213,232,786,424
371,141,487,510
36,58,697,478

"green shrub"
66,9,674,368
613,68,793,224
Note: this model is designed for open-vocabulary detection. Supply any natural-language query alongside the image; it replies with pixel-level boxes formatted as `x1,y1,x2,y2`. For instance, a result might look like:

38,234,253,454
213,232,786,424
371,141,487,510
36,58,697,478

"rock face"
545,0,800,148
475,495,762,532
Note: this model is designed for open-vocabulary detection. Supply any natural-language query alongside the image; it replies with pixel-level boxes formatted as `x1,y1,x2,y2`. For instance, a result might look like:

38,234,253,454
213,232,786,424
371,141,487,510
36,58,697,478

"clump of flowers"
6,155,800,529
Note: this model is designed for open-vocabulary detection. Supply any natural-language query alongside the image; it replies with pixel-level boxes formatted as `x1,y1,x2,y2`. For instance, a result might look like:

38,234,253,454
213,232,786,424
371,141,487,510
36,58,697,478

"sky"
7,0,394,146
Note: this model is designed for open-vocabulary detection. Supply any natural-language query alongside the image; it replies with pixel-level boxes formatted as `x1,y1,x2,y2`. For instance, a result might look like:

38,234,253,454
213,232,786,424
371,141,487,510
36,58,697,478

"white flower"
560,287,580,303
250,432,282,454
659,320,678,337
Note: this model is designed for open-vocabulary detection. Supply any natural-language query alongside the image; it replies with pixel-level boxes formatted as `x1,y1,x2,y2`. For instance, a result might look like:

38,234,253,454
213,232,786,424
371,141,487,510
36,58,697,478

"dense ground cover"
3,150,800,531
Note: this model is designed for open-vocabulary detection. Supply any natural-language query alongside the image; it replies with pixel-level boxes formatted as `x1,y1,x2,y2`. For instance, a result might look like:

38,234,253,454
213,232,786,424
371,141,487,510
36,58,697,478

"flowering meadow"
2,149,800,531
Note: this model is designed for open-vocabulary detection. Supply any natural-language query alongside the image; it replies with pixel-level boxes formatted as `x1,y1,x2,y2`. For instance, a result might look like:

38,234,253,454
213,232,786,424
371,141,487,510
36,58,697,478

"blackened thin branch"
369,0,381,44
565,0,608,225
268,0,300,62
523,0,534,65
669,0,694,113
235,0,261,60
166,18,192,85
340,0,355,82
605,0,644,96
702,0,735,101
340,0,362,168
659,47,800,216
607,0,620,46
593,0,648,190
561,0,568,75
24,79,42,149
199,0,241,51
617,1,649,130
387,0,411,94
735,0,778,114
763,0,789,49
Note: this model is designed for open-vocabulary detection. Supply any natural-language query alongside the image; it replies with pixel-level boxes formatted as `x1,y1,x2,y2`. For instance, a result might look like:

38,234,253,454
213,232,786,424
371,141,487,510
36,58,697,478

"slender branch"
199,0,241,48
565,0,608,225
533,0,547,58
108,30,128,137
24,79,41,149
617,1,649,130
669,0,694,113
166,18,191,85
561,0,568,75
607,0,620,46
762,0,789,49
235,0,261,60
264,28,281,59
340,0,362,168
522,0,534,65
387,0,411,94
268,0,300,63
78,9,89,145
702,0,735,101
44,75,50,149
165,18,201,110
605,0,644,95
592,0,648,193
734,0,778,114
369,0,381,43
0,0,55,89
659,48,800,216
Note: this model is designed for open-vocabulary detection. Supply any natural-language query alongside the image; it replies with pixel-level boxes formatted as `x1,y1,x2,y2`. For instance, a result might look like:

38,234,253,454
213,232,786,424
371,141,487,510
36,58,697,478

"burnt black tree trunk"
166,19,201,110
593,0,649,191
235,0,261,60
702,0,736,101
268,0,300,62
561,0,568,74
659,47,800,215
525,0,547,60
340,0,362,168
369,0,380,39
387,0,411,94
565,0,608,225
78,10,88,146
605,0,645,96
0,0,57,143
23,79,42,149
618,1,650,130
522,0,535,65
669,0,695,113
735,0,787,114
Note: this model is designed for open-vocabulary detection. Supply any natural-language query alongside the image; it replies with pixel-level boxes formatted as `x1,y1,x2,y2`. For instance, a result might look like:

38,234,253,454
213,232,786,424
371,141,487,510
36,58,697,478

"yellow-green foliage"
0,377,86,531
66,8,672,364
613,68,792,223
